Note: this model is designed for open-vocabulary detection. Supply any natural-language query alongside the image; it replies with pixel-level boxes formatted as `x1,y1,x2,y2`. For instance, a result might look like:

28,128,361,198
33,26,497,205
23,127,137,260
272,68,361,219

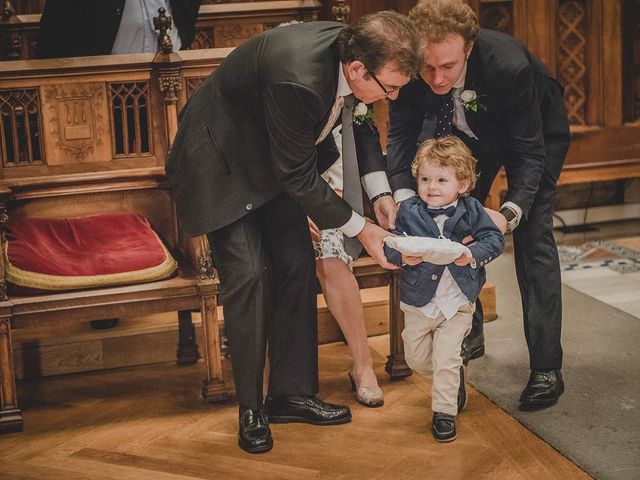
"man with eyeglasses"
166,12,420,454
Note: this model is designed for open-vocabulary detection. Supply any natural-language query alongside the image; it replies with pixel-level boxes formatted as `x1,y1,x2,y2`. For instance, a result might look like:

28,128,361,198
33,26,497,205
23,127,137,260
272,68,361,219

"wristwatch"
499,206,519,233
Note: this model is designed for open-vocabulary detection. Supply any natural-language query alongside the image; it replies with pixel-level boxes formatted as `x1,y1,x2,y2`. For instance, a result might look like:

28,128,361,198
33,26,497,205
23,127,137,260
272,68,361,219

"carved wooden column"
0,313,22,433
0,0,22,61
195,237,228,403
0,193,9,301
385,270,412,379
152,7,184,147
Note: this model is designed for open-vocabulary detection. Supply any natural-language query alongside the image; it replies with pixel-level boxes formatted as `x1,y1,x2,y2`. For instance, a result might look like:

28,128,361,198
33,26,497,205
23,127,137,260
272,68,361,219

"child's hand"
454,252,473,266
402,254,422,266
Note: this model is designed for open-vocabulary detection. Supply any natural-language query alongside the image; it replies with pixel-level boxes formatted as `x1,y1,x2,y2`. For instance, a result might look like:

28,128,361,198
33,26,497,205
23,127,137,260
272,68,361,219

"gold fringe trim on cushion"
4,233,178,291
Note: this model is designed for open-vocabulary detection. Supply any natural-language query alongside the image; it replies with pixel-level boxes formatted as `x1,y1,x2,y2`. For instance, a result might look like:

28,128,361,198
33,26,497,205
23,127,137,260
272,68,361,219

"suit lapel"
462,48,482,133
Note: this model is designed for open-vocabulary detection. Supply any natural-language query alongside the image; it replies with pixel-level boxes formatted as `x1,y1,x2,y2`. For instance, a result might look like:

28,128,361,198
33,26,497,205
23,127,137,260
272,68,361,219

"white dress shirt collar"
453,61,468,90
337,64,352,98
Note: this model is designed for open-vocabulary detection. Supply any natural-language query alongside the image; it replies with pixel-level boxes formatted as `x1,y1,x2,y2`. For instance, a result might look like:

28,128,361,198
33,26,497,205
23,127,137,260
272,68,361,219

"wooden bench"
0,46,236,433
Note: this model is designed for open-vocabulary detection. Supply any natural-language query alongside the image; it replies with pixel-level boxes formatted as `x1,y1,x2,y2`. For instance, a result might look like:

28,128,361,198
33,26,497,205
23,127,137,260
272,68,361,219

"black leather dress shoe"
239,407,272,454
432,412,456,442
265,395,352,425
457,366,467,413
461,331,485,364
519,369,564,407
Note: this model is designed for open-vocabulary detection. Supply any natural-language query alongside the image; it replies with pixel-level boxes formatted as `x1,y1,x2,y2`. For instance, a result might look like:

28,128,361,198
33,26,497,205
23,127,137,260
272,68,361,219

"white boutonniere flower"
460,89,486,112
353,101,375,126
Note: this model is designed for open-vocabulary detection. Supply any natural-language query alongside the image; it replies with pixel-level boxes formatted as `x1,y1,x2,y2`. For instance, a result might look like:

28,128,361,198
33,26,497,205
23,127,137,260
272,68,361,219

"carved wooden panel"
0,88,43,166
557,0,588,126
186,77,207,99
40,83,111,165
479,1,514,35
623,0,640,122
213,23,264,48
109,82,152,157
189,29,214,50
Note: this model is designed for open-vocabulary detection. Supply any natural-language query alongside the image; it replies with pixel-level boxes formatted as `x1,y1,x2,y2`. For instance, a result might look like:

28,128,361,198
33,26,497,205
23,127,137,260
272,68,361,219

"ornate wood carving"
159,71,182,103
557,0,588,126
157,66,182,146
186,77,206,98
108,82,151,157
479,1,513,35
0,88,43,166
0,32,20,60
1,0,16,19
332,0,350,23
0,204,7,300
213,23,264,48
153,7,174,54
188,29,213,50
42,83,106,163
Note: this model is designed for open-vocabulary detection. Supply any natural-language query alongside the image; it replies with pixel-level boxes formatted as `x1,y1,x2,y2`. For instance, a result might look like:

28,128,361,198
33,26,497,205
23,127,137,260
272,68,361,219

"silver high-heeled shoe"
348,370,384,408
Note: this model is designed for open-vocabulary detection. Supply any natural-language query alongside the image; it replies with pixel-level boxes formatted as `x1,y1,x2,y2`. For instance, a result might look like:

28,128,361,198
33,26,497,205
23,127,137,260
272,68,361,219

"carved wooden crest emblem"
42,83,105,162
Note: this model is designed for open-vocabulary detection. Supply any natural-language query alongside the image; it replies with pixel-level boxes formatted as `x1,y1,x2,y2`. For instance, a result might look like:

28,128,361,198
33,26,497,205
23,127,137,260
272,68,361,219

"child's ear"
458,179,471,195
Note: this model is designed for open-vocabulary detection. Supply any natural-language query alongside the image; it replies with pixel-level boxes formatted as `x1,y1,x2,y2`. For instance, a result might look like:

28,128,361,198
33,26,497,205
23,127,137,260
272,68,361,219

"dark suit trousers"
470,170,563,370
469,79,568,371
207,193,319,410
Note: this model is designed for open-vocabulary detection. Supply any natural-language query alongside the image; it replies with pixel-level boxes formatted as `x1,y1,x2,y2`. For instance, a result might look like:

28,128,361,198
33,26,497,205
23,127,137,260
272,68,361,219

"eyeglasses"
366,68,401,97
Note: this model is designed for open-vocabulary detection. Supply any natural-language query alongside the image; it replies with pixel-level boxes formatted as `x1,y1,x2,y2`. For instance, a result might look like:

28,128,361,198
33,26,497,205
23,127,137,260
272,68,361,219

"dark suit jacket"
166,21,383,236
384,196,505,307
36,0,201,58
387,29,571,216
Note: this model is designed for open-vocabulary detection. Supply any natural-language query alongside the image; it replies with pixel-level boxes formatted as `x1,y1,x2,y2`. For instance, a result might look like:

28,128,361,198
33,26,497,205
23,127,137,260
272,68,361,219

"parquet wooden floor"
0,335,590,480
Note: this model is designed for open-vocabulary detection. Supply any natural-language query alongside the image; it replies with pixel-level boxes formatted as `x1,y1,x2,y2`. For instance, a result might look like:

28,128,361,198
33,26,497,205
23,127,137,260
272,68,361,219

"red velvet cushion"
5,213,177,293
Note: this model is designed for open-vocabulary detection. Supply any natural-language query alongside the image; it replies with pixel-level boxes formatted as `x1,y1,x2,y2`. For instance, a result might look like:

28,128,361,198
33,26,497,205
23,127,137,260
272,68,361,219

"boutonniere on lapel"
353,101,375,128
460,89,486,113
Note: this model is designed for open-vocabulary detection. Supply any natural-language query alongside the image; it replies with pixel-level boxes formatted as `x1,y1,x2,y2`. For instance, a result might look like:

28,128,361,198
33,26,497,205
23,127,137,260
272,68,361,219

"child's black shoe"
432,412,456,442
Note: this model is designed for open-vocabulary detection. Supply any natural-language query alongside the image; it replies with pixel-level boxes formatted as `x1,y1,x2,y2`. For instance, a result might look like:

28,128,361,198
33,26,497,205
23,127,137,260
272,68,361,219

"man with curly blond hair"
386,0,571,409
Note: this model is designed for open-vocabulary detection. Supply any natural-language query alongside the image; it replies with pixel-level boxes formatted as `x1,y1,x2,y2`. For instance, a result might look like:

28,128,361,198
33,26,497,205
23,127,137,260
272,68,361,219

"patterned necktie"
341,94,363,259
426,205,456,218
434,91,454,138
316,95,344,145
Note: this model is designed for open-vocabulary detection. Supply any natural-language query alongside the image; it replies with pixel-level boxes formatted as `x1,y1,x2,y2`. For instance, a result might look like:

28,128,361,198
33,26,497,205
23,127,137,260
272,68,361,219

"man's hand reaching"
356,222,397,270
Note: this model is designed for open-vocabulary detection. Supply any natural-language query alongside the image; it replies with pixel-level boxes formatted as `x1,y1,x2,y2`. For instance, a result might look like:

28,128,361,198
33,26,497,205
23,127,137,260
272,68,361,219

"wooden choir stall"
0,19,414,433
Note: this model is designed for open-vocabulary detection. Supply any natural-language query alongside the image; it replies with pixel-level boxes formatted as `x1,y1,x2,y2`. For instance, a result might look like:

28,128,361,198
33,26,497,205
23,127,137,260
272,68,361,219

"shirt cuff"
394,188,415,203
340,211,366,238
500,201,523,222
361,171,391,199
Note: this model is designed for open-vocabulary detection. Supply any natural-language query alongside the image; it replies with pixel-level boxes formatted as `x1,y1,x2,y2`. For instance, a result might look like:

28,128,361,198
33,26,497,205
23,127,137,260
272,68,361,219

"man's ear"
465,41,475,60
345,60,366,80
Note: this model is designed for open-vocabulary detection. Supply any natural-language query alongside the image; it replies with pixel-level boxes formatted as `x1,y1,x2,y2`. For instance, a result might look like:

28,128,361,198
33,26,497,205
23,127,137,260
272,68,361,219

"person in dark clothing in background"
36,0,201,58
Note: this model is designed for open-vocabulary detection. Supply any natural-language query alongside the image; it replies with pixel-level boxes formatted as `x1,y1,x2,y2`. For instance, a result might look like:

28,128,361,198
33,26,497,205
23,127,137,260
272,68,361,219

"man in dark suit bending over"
166,12,420,453
386,0,570,409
